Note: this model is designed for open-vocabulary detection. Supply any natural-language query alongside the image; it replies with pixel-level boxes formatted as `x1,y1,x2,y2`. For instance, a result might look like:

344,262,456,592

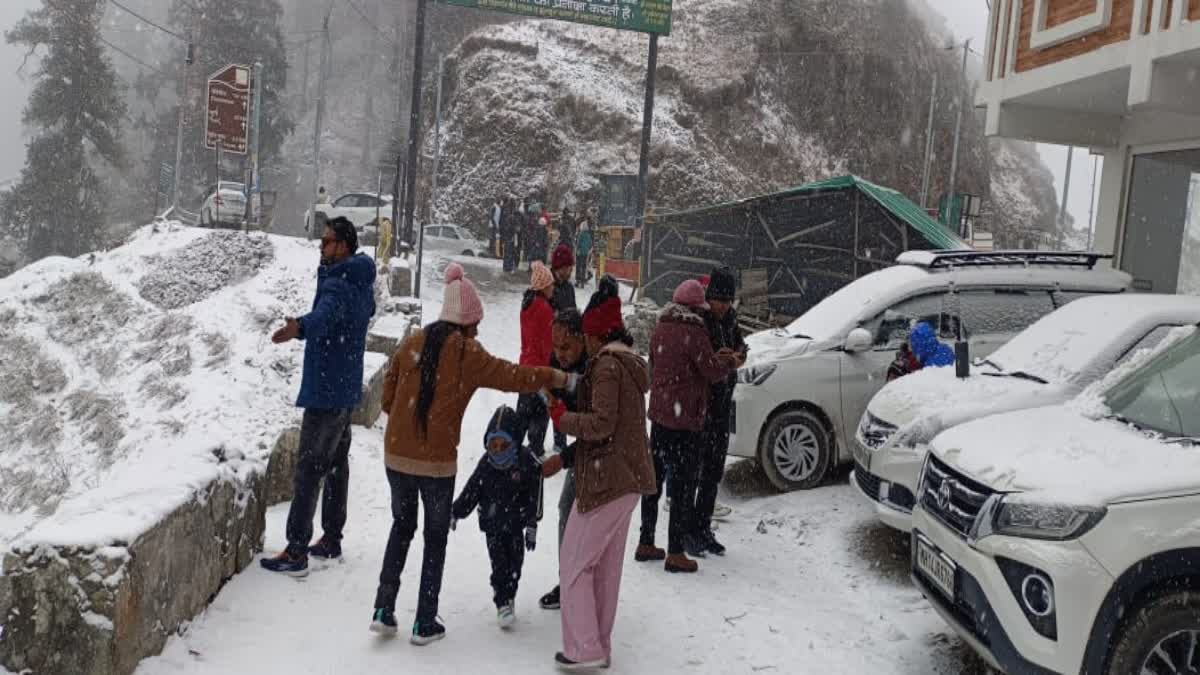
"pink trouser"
559,493,640,663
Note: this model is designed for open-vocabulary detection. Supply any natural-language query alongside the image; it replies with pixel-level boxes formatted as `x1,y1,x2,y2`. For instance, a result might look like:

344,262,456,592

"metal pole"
416,51,445,301
919,72,937,209
1087,155,1099,250
947,38,970,235
635,33,659,290
1058,146,1074,247
309,12,331,240
402,0,429,246
171,41,194,210
246,61,263,230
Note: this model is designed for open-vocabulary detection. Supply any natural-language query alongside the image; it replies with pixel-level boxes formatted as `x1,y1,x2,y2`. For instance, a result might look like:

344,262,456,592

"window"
444,227,461,240
1106,332,1200,438
1115,325,1179,367
334,194,360,208
360,195,383,208
1121,148,1200,295
958,289,1055,337
866,294,962,349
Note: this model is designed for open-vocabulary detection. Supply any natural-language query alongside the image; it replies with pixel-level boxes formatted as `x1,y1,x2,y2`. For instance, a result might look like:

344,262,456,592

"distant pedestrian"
559,206,575,249
262,217,377,577
542,275,656,669
550,243,577,312
489,197,503,256
451,405,541,629
574,221,593,288
369,263,569,645
640,279,737,573
502,200,521,273
694,267,747,556
516,261,557,456
529,215,549,266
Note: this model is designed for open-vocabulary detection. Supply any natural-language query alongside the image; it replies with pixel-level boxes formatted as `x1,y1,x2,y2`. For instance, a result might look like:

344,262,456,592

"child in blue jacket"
451,405,542,629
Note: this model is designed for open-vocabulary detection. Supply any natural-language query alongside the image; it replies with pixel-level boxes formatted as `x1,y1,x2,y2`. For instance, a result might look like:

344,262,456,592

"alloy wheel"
772,423,820,482
1140,629,1200,675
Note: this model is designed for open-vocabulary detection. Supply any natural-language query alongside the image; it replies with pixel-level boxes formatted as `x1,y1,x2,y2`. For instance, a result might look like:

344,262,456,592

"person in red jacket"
639,279,738,573
516,261,557,456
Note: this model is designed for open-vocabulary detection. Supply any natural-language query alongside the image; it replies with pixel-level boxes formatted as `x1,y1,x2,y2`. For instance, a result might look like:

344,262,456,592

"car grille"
919,454,994,538
854,463,882,501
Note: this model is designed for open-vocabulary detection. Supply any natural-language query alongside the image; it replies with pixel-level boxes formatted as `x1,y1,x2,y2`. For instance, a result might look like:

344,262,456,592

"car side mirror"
844,328,873,353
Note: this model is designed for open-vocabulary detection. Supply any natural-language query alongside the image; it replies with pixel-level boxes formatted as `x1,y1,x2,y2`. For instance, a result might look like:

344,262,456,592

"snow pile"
0,223,326,547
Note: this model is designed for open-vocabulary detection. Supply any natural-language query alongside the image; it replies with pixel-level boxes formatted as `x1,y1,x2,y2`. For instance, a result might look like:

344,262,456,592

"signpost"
437,0,672,34
205,64,251,155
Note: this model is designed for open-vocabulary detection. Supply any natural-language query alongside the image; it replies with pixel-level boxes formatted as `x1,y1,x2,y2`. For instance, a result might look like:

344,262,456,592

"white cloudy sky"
929,0,1098,237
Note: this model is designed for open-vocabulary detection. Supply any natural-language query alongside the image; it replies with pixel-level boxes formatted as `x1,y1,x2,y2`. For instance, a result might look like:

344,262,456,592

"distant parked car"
421,224,485,257
853,293,1200,533
199,182,257,229
306,192,393,244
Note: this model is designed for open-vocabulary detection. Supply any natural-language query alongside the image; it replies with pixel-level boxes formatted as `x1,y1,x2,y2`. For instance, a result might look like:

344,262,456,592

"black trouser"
640,424,700,555
694,430,730,534
374,470,456,625
486,530,526,607
516,392,549,457
285,408,353,555
575,255,588,287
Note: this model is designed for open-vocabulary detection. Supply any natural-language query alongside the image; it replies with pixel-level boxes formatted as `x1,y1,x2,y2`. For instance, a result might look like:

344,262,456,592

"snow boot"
497,601,516,629
307,537,342,561
540,585,561,610
702,530,727,557
370,608,398,636
664,553,698,574
634,543,666,562
259,550,308,578
555,652,608,670
712,502,733,520
410,619,447,646
684,535,709,559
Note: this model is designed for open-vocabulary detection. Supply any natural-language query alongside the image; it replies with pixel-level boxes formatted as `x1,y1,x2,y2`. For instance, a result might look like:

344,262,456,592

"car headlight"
737,364,777,385
991,498,1106,541
857,413,897,449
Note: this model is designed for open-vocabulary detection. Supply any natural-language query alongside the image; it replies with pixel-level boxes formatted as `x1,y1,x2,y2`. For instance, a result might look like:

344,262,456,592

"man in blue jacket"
262,217,377,576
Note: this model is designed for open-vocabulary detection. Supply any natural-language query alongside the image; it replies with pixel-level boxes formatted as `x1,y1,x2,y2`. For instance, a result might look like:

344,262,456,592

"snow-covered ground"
131,251,983,675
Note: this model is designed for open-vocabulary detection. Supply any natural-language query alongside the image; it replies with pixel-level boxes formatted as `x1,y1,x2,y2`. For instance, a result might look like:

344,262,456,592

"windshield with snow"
1105,332,1200,438
786,265,927,340
983,300,1117,384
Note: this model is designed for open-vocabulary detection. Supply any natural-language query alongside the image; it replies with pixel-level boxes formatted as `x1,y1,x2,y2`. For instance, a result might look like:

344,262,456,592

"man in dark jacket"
695,267,747,556
451,405,541,628
263,216,377,576
550,244,577,312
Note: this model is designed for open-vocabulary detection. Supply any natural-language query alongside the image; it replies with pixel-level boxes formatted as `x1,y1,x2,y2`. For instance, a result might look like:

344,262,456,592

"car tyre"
1106,590,1200,675
200,209,210,227
461,250,476,257
758,409,833,492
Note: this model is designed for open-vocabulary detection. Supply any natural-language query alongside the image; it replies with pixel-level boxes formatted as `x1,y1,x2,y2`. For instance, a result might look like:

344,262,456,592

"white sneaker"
498,601,516,629
713,502,733,520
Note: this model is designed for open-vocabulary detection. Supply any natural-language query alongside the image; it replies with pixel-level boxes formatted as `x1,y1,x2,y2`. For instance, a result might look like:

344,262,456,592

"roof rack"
896,250,1114,270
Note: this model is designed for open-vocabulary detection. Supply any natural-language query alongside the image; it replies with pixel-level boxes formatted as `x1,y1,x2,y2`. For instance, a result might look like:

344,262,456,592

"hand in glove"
524,526,537,552
549,399,567,429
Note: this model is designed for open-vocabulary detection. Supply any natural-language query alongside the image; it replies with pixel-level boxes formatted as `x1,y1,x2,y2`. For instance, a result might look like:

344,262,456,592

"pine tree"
5,0,127,260
167,0,294,198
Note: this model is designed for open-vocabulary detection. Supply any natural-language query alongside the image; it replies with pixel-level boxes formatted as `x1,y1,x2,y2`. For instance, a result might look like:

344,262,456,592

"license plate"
916,538,956,599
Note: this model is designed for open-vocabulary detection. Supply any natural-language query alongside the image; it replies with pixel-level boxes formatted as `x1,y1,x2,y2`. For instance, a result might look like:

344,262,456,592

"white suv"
853,293,1200,531
730,250,1131,491
912,325,1200,675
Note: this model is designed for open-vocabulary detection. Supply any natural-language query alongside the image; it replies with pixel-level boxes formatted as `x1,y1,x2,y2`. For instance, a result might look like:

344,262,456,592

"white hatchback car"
306,192,393,243
730,250,1131,491
853,293,1200,531
420,224,485,257
912,324,1200,675
199,181,257,229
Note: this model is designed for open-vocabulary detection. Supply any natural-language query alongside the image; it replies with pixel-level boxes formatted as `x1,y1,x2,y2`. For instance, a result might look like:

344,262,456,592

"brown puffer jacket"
558,343,656,513
383,329,558,478
647,303,735,432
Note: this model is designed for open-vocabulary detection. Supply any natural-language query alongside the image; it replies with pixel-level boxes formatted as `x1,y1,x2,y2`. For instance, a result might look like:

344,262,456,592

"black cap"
706,266,737,302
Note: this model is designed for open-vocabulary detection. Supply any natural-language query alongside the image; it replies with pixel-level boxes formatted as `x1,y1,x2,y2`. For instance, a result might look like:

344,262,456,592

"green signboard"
438,0,672,35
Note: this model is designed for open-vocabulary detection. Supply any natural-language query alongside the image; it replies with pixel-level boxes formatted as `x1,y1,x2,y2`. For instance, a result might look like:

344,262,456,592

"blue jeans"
375,470,456,624
285,408,352,555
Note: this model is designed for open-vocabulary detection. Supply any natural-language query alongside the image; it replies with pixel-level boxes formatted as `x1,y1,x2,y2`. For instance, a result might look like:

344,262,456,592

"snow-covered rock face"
0,223,323,547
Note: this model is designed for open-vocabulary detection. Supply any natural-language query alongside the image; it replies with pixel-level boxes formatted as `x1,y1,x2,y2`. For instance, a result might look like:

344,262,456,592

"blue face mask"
487,444,518,469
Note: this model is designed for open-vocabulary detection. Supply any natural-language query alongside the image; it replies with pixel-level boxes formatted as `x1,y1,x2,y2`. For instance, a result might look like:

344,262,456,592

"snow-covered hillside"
0,224,322,547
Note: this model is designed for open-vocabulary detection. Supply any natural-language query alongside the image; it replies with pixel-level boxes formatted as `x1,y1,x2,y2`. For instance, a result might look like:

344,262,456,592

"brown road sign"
205,64,251,154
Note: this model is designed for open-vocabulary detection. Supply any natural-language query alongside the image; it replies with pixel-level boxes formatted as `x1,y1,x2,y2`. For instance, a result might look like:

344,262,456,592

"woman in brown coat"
370,263,569,644
543,276,655,670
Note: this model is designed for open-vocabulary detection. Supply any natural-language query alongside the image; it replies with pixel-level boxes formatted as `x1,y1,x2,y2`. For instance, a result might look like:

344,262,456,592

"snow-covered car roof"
784,258,1131,341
